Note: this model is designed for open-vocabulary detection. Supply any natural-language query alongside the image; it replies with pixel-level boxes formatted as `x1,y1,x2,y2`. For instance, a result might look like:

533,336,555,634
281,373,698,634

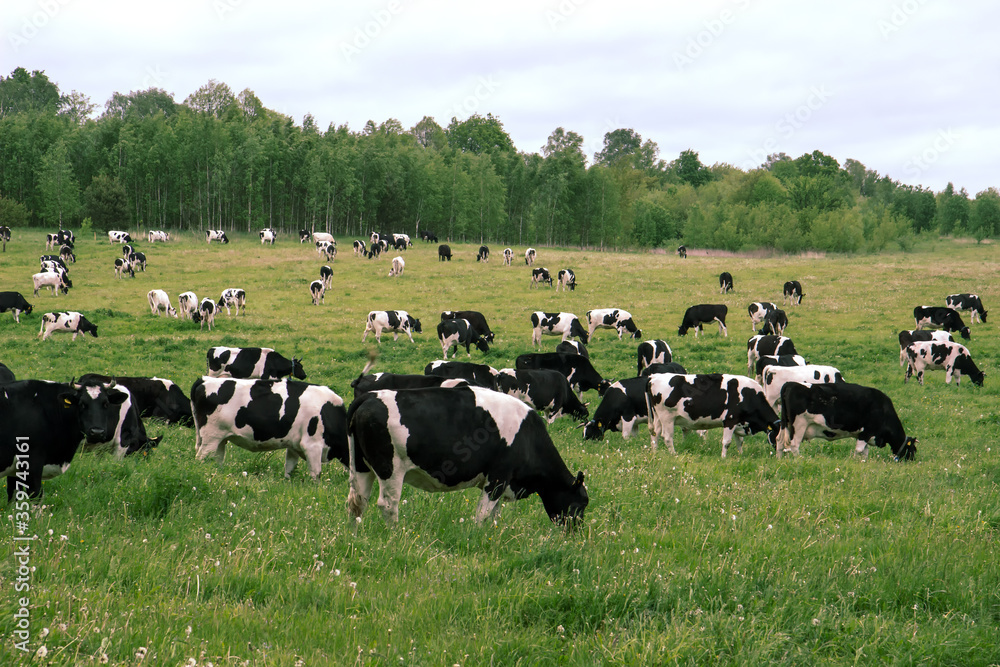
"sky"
4,0,998,194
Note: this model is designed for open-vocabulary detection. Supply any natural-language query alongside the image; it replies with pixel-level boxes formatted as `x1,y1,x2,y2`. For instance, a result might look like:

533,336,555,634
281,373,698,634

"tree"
184,80,236,118
935,183,970,234
446,113,514,155
0,67,61,118
0,195,28,228
38,140,82,226
674,149,711,187
411,116,447,151
59,91,95,124
84,174,128,232
970,188,1000,243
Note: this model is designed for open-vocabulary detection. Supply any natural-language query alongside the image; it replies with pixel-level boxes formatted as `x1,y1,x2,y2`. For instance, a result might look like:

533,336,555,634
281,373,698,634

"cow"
178,292,199,320
531,311,588,346
113,257,134,280
319,265,333,289
525,248,536,265
760,308,789,337
316,240,336,260
419,230,438,242
192,377,348,479
515,352,610,396
424,360,499,390
503,248,514,265
897,329,953,366
904,341,985,387
778,382,917,461
259,228,276,245
121,244,136,259
198,298,216,331
441,310,495,342
530,267,553,288
353,240,366,256
438,319,490,359
299,230,312,243
556,269,576,292
218,288,247,316
762,364,844,410
148,230,169,242
32,271,71,296
206,230,229,244
45,233,61,250
346,386,588,526
754,354,806,383
719,272,734,294
583,376,650,440
747,335,798,375
56,229,74,246
438,244,452,261
108,231,132,244
59,244,75,263
646,373,780,457
207,347,307,381
370,232,381,246
40,260,69,279
365,240,386,260
678,304,728,337
362,310,422,344
389,256,405,277
637,340,672,375
477,245,490,262
310,232,333,246
78,374,193,425
147,290,178,317
38,312,98,341
0,292,33,323
309,280,325,305
0,225,11,246
945,293,987,324
783,280,804,305
556,340,588,358
1,379,130,500
913,306,970,340
747,302,776,331
0,363,14,383
677,245,687,259
639,362,688,377
586,308,641,341
351,372,468,400
495,369,588,423
392,233,411,250
75,380,161,458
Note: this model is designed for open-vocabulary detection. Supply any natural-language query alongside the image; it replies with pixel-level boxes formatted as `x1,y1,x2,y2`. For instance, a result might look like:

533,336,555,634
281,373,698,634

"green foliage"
84,173,128,232
0,194,28,227
969,187,1000,242
674,149,712,187
446,113,514,155
37,139,82,226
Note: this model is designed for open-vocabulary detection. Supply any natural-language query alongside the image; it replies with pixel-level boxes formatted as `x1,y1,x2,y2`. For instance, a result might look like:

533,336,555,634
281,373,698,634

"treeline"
1,67,998,251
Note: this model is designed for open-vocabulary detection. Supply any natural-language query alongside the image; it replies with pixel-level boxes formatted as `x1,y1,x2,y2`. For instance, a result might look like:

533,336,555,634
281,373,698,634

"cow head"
291,358,307,380
570,319,589,345
70,382,130,444
543,471,588,527
79,318,98,338
408,316,423,334
959,327,971,340
473,335,490,354
893,436,918,462
582,420,605,440
678,324,690,336
61,275,73,292
597,379,612,395
190,311,203,324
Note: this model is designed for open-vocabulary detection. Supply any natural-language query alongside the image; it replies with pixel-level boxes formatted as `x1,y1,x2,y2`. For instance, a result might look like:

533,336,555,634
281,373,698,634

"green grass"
1,229,999,665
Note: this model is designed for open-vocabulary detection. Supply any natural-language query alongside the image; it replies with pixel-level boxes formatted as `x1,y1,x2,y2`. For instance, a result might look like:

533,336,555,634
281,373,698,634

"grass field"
1,229,999,666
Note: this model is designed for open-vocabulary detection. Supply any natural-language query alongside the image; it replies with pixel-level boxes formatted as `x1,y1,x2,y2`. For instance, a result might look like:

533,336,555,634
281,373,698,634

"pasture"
1,229,999,665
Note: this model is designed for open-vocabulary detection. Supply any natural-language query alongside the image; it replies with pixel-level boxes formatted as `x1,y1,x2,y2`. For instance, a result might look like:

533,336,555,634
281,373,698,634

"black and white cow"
59,244,75,263
530,267,552,288
207,346,307,381
56,229,74,246
75,380,161,458
438,319,490,359
424,360,499,390
147,289,178,317
113,257,134,279
503,248,514,265
586,308,641,341
719,272,734,294
1,379,129,500
778,382,917,461
192,377,349,479
904,341,985,387
945,293,987,323
351,372,468,400
353,240,366,256
639,362,687,377
391,233,411,250
178,292,199,320
259,228,276,245
78,374,193,425
388,256,405,277
441,310,494,342
362,310,422,343
0,225,11,245
760,308,789,337
747,335,798,375
783,280,804,305
515,352,610,395
556,269,576,292
646,373,779,457
40,258,68,275
316,240,337,261
637,339,672,375
206,229,229,244
319,265,333,289
753,354,806,382
583,376,650,441
312,232,334,246
677,245,687,259
525,248,536,265
369,232,381,246
495,368,589,423
438,244,452,261
913,306,970,340
309,280,325,305
148,230,169,242
198,298,216,331
761,364,844,410
367,239,388,258
476,245,490,262
32,271,72,295
0,292,32,323
38,312,97,340
531,311,588,346
346,386,588,526
747,302,777,331
218,288,247,316
45,232,61,250
299,229,312,243
121,244,136,258
108,230,132,244
556,340,589,359
897,329,953,366
678,304,728,337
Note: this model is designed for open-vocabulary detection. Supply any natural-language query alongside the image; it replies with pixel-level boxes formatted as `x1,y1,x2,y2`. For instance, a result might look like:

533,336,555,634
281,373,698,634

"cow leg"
721,428,736,457
393,331,399,341
853,439,869,460
375,473,404,527
474,486,507,523
532,329,541,347
284,449,300,478
717,318,727,337
904,363,912,383
945,365,954,384
406,328,414,343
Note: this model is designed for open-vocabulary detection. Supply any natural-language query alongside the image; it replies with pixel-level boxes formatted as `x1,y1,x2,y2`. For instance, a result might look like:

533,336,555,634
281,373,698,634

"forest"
1,66,998,252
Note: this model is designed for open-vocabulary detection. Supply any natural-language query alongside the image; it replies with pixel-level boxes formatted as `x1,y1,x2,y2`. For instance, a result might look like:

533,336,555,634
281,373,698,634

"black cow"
760,308,789,336
678,304,728,337
56,229,74,246
0,292,33,323
495,369,589,423
677,245,687,259
719,272,734,293
441,310,495,342
438,244,452,261
747,335,798,375
78,374,193,424
556,340,589,359
420,230,438,242
346,386,588,526
424,360,499,390
583,376,650,440
639,362,688,377
76,379,162,457
783,280,804,305
945,293,987,324
476,245,490,262
637,339,672,375
437,319,490,359
779,382,917,461
515,352,610,395
207,347,307,381
914,306,971,340
351,373,468,400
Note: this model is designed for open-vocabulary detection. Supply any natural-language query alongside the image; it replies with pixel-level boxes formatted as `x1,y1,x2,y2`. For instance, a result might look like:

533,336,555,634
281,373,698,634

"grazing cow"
525,248,536,265
503,248,514,265
121,244,135,259
747,335,798,375
198,298,216,331
365,240,387,259
637,339,672,375
388,256,405,277
0,363,14,383
945,293,988,323
677,245,687,259
586,308,641,341
515,352,610,396
0,292,32,323
299,230,311,243
898,329,953,366
206,230,229,244
78,374,193,425
45,233,62,250
904,341,985,387
531,311,589,346
419,230,438,242
130,251,147,271
762,364,844,410
477,245,490,262
351,372,468,400
59,244,75,263
218,288,247,316
148,230,169,242
316,240,336,260
353,240,366,256
319,265,333,288
530,267,553,288
747,302,777,331
778,382,917,461
646,373,779,457
556,340,588,359
178,292,199,320
312,232,334,245
783,280,804,305
913,306,970,340
207,346,307,381
38,311,98,341
754,354,806,382
56,229,74,246
40,261,69,280
678,304,728,337
370,232,381,245
583,376,650,440
147,289,178,317
192,377,348,479
260,228,276,244
1,379,130,500
495,369,588,423
760,308,789,336
639,362,688,377
108,230,132,244
556,269,577,292
424,360,499,390
438,319,490,359
392,233,411,250
362,310,422,344
32,271,72,295
309,280,326,305
438,244,452,261
441,310,495,342
719,272,734,294
346,386,588,526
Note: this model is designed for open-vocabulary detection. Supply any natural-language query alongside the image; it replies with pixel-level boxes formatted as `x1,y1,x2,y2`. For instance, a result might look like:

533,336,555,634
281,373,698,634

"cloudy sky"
6,0,998,193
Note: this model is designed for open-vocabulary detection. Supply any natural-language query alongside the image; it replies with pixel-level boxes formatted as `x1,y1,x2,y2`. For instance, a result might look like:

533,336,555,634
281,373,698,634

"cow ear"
109,390,129,405
574,471,585,486
58,392,79,407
